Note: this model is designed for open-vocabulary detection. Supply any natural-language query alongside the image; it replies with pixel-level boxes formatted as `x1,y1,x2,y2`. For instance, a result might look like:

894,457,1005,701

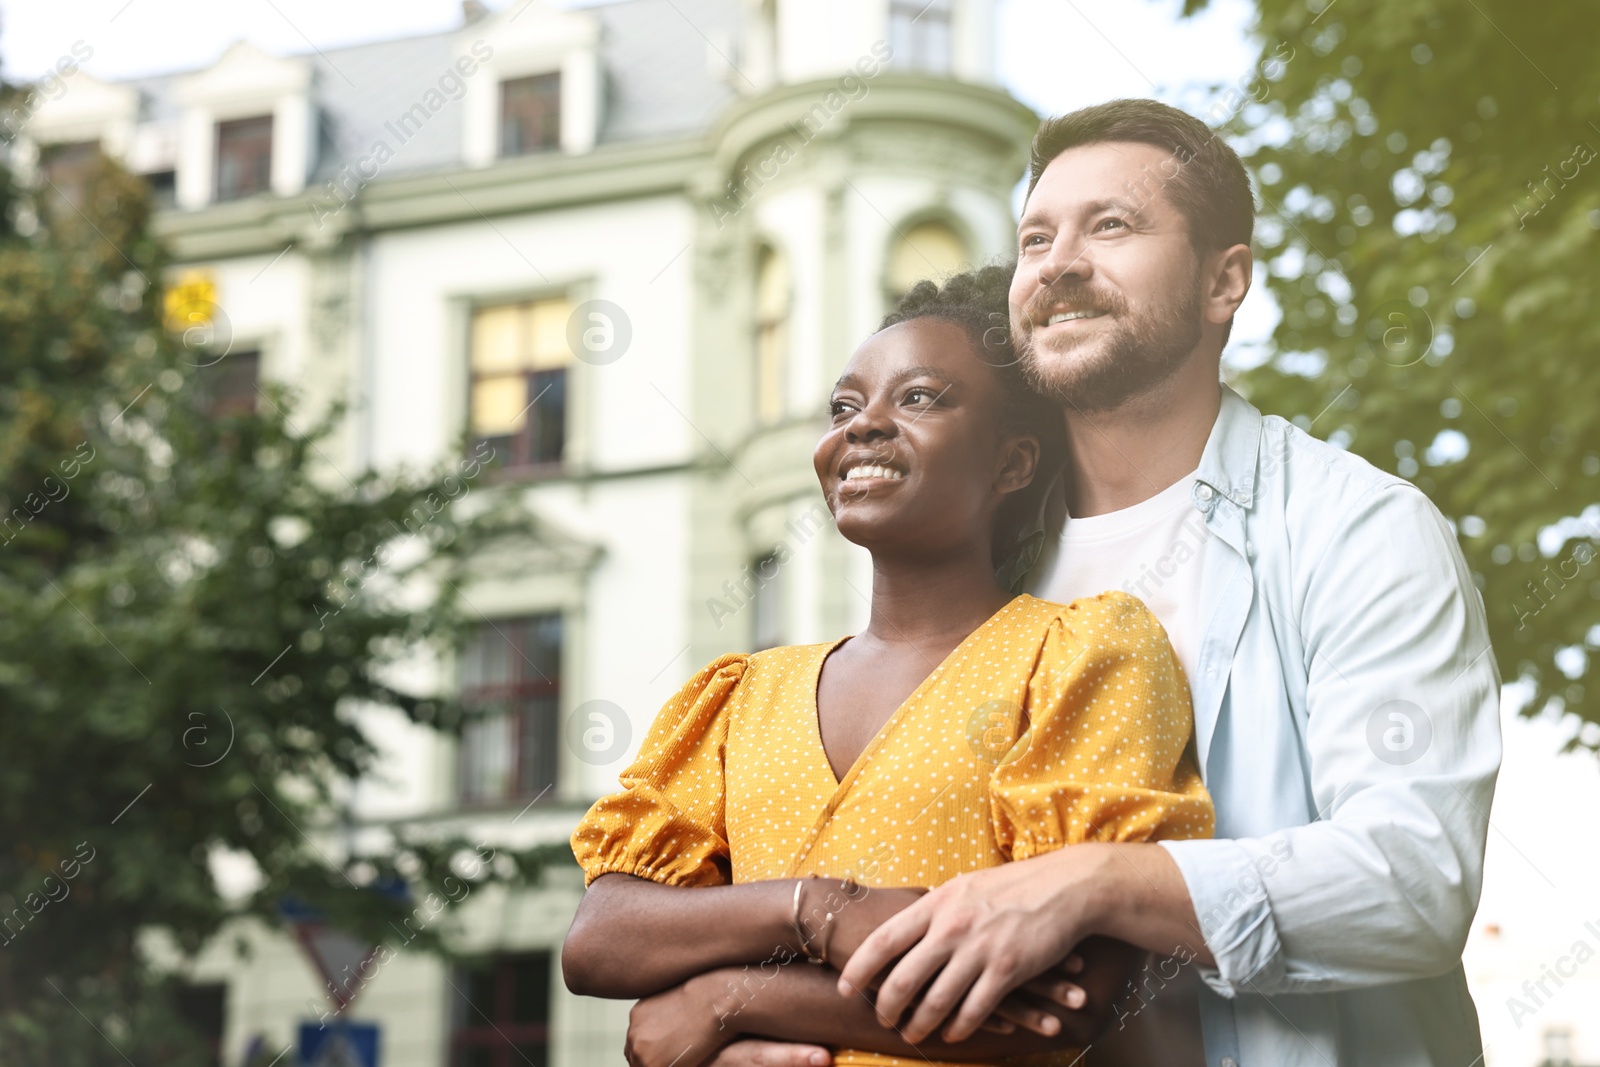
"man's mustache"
1019,283,1126,327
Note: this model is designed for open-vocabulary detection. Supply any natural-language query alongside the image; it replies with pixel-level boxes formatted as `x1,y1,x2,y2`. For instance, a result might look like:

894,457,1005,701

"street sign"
298,1020,379,1067
279,897,381,1012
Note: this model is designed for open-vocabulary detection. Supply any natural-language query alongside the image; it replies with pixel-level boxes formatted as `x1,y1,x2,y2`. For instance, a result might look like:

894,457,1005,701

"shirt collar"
1193,383,1264,510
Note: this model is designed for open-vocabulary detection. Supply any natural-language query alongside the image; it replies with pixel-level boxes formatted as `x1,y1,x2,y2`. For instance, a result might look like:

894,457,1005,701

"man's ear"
1203,243,1252,326
996,433,1041,497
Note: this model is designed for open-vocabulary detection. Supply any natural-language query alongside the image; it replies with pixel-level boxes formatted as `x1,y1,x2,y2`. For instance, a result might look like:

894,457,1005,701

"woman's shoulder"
1014,590,1174,649
679,639,840,690
744,639,843,676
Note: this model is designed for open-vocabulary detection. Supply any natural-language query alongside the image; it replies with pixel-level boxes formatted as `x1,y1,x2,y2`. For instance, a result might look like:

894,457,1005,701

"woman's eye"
905,387,939,405
829,399,855,418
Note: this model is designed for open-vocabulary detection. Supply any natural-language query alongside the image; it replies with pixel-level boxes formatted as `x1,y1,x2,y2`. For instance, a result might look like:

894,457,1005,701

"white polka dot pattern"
571,592,1215,1067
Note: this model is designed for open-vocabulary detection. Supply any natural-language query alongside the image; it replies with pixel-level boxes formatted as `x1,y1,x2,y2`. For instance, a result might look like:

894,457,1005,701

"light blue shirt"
1042,386,1502,1066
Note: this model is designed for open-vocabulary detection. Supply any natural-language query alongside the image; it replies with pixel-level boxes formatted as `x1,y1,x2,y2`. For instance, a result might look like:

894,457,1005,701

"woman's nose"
845,401,895,442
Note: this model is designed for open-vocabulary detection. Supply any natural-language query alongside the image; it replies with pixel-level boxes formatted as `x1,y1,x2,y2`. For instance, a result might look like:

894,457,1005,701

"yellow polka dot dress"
572,592,1215,1067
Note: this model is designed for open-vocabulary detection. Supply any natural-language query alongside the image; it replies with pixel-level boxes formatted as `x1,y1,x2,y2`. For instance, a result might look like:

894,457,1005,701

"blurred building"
13,1,1034,1064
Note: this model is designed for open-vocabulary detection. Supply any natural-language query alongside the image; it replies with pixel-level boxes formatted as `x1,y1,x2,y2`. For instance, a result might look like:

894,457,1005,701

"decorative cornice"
152,135,710,261
153,75,1037,264
702,73,1038,190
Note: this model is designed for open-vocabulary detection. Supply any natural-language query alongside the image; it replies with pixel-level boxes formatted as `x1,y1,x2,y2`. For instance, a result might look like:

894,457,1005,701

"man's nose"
1036,232,1092,289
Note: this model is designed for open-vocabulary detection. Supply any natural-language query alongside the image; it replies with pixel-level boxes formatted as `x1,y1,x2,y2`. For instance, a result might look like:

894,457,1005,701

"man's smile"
1036,307,1110,335
1044,309,1107,325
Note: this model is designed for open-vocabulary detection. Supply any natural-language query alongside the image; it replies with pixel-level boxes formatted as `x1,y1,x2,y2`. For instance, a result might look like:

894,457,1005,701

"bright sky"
0,0,1260,90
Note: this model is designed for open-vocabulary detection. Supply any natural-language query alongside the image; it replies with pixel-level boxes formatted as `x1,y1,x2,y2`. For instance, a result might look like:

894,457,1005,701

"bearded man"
837,98,1502,1067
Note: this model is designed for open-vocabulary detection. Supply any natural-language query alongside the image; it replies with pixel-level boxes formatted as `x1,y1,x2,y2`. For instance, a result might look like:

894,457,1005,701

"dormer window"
889,0,953,74
499,73,561,156
215,115,273,201
172,43,310,208
458,5,599,167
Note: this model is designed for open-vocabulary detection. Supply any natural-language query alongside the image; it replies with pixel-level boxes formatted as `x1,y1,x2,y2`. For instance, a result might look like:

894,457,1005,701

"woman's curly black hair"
877,263,1066,569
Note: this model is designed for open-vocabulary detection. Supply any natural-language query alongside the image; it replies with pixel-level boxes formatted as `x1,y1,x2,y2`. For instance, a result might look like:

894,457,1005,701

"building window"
469,297,573,470
172,982,226,1067
200,350,261,419
144,170,178,209
1541,1026,1574,1067
215,115,273,201
500,73,561,156
450,952,552,1067
38,140,101,212
750,551,784,651
889,0,953,74
754,247,790,425
885,220,969,302
459,614,561,805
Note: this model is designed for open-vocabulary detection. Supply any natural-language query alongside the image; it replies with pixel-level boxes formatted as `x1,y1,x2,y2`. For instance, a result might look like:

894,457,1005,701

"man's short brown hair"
1027,98,1254,255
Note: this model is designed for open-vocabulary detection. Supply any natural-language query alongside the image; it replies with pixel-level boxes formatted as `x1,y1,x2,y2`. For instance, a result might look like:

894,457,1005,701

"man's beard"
1014,273,1204,414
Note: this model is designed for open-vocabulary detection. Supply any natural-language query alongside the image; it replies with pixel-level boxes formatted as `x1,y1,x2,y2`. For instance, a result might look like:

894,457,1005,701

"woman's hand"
625,976,739,1067
705,1041,830,1067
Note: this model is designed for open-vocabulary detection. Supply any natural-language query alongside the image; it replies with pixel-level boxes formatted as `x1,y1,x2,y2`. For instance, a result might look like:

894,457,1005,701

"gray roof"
591,0,740,143
121,0,741,184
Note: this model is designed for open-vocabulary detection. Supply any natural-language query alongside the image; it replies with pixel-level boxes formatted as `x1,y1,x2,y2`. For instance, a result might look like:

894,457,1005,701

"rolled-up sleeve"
1162,482,1501,996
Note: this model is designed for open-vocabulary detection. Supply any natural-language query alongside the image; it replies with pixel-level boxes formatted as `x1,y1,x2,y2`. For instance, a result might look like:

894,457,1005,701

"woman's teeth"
844,464,904,481
1045,309,1106,325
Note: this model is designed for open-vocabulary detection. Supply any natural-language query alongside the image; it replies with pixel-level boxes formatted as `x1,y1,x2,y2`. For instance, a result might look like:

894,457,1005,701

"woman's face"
814,317,1039,560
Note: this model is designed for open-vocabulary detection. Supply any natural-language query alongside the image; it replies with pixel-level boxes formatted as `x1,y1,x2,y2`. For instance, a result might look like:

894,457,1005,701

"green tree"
0,153,563,1060
1196,0,1600,740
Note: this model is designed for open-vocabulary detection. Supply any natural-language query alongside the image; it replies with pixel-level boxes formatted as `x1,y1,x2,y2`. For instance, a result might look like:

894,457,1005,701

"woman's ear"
995,433,1041,497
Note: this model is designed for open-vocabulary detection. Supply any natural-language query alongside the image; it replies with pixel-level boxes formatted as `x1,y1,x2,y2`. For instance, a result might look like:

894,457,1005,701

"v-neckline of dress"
782,596,1030,879
806,596,1029,791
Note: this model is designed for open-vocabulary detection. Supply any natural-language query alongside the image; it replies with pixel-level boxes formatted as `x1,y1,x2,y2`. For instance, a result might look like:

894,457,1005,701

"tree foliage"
1201,0,1600,741
0,154,565,1060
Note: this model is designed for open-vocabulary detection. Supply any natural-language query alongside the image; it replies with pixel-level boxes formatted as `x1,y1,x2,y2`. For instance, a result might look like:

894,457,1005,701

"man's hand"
836,844,1208,1045
815,880,1092,1041
704,1041,830,1067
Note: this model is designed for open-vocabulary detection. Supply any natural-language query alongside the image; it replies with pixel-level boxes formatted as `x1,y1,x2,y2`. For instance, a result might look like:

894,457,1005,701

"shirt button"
1221,1059,1238,1067
1195,484,1216,503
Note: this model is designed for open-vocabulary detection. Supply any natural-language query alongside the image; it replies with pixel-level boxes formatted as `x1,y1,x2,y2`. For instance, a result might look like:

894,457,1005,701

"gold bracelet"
791,878,826,965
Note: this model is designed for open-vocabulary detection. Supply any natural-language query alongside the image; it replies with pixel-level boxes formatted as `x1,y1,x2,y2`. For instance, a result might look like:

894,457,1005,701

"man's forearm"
1079,843,1215,968
705,962,1099,1054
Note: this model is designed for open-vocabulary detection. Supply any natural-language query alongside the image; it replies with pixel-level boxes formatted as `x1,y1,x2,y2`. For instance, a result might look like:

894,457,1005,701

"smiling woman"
561,264,1213,1067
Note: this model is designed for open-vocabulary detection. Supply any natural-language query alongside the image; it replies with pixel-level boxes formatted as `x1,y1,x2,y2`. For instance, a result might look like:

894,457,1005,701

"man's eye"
1094,217,1128,233
1021,233,1048,249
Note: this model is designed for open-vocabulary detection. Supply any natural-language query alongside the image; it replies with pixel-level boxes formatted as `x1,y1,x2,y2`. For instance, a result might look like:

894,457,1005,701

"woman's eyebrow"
834,366,957,392
890,366,958,388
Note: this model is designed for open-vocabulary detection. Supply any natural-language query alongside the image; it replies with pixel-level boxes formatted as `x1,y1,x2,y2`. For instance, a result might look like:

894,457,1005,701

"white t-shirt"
1034,471,1211,698
1032,473,1212,1067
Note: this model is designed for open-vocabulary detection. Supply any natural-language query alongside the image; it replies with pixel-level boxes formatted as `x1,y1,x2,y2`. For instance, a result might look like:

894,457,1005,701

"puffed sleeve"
570,654,747,887
990,592,1214,860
